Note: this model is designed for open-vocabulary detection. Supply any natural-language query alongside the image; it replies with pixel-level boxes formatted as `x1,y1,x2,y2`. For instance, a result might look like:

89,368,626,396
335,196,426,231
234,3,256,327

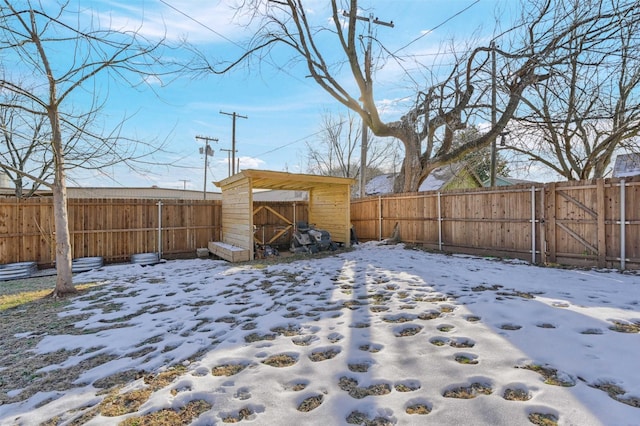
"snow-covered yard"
1,242,639,425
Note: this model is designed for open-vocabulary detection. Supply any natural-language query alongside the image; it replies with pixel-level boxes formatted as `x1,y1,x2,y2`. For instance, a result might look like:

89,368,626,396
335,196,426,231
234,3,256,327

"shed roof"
215,169,356,191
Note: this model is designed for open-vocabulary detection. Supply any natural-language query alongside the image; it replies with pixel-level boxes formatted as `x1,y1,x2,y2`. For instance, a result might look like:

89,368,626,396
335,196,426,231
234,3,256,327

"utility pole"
220,111,247,175
179,179,190,190
490,41,497,187
195,135,218,199
343,11,393,197
219,148,237,177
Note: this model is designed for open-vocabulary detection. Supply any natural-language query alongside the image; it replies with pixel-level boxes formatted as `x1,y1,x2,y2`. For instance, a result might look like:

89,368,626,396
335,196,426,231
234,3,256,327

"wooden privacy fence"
351,177,640,270
0,198,308,266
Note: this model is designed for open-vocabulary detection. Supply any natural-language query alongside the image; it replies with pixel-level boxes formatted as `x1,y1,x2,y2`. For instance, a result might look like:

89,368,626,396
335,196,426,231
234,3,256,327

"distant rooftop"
612,153,640,178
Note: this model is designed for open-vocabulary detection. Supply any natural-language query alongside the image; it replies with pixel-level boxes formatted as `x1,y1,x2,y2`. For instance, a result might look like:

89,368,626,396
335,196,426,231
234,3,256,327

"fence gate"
544,181,607,267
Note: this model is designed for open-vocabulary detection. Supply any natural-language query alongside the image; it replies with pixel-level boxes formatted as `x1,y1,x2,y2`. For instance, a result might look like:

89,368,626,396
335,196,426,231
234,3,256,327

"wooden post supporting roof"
214,170,355,260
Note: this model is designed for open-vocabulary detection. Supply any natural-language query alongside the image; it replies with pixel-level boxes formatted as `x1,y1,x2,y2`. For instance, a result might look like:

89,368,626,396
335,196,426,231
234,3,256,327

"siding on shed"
221,178,253,249
309,183,350,244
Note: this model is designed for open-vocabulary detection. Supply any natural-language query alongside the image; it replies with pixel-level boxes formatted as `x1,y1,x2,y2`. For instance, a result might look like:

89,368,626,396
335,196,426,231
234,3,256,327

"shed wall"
309,183,351,244
221,178,253,255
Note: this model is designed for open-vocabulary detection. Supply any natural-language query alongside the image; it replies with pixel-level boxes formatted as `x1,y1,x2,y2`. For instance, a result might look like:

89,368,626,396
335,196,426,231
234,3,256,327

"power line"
392,0,480,55
156,0,309,85
255,121,346,157
157,0,243,49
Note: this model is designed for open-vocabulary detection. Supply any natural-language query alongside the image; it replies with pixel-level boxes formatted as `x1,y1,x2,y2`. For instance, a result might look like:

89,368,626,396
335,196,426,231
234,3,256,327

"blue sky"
55,0,516,190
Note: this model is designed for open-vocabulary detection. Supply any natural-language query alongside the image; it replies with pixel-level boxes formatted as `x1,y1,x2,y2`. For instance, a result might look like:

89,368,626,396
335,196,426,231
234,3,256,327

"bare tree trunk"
51,171,75,297
49,110,75,297
393,127,425,192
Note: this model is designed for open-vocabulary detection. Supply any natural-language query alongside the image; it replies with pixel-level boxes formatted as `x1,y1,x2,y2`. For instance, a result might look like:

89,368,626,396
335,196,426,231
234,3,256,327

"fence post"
620,180,626,270
157,201,163,258
531,186,536,264
437,192,442,251
539,186,547,265
546,182,557,264
596,179,606,268
378,196,382,241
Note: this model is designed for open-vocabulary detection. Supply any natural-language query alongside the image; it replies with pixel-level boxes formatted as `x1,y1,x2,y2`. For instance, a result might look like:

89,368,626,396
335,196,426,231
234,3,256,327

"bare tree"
0,1,170,297
194,0,638,191
0,92,53,197
306,110,393,183
507,3,640,180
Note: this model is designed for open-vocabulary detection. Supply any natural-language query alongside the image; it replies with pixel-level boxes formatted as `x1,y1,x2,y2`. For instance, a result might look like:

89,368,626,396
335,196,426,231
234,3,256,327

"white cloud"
88,1,247,44
237,156,265,170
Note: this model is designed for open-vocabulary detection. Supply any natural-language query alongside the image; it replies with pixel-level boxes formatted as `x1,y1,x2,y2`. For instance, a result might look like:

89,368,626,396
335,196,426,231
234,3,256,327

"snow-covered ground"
2,242,639,425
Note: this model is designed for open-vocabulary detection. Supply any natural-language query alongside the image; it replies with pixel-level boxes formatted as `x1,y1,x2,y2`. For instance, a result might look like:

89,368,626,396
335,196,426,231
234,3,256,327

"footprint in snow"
262,353,298,367
358,343,384,353
449,337,475,348
309,346,341,362
394,324,423,337
454,352,479,365
394,380,421,392
327,332,344,343
442,382,493,399
499,323,522,331
430,336,450,346
536,322,556,329
405,398,432,415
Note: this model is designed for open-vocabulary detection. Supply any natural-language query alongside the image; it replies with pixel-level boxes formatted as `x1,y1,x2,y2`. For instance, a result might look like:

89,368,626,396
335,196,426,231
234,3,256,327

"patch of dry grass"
454,354,478,365
417,310,441,320
212,363,248,377
100,388,154,417
394,382,420,392
405,403,431,415
1,274,196,424
338,376,391,399
98,365,188,418
590,381,640,408
0,278,120,406
244,332,276,343
345,410,393,425
503,388,531,401
297,394,324,412
348,363,371,373
309,348,341,362
520,364,576,387
119,399,212,426
528,412,558,425
443,382,492,399
262,353,298,367
0,274,99,311
221,406,255,423
608,320,640,333
270,324,301,336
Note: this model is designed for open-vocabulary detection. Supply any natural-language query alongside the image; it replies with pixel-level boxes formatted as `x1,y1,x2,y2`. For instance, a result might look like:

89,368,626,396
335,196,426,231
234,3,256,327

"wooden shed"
210,169,355,261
